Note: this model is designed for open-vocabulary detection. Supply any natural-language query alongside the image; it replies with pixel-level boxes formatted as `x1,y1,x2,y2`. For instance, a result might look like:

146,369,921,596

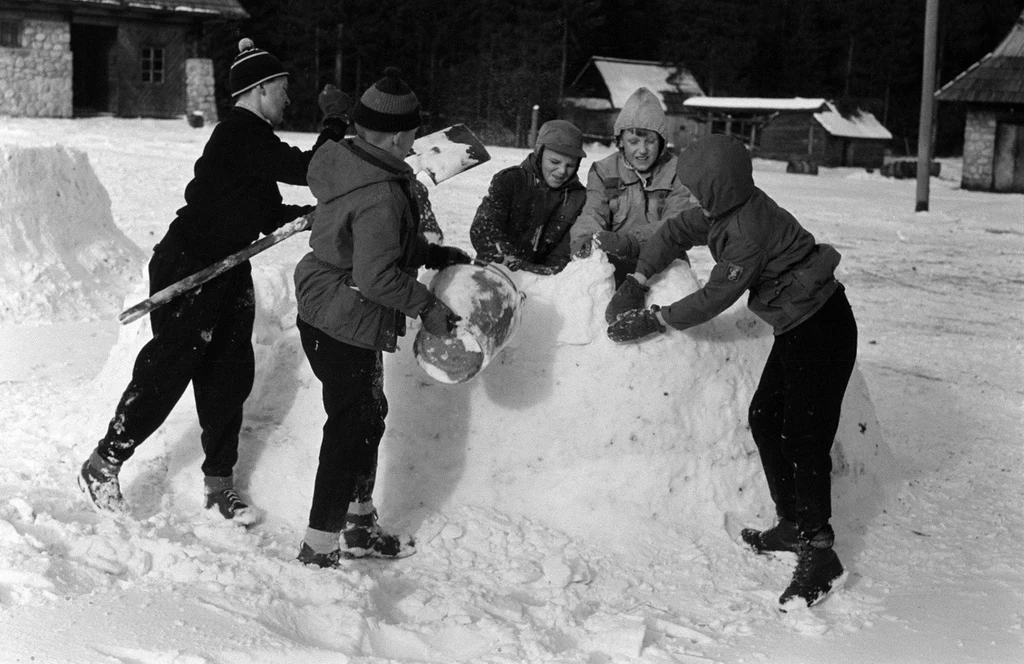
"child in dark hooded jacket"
605,134,858,611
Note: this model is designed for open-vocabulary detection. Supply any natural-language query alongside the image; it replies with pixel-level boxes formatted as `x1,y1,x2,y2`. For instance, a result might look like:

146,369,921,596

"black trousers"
97,242,256,478
748,287,858,533
297,317,388,533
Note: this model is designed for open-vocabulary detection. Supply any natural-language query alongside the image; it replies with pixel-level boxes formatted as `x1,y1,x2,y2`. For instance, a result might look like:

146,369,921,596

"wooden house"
561,56,705,149
681,97,893,169
0,0,246,122
935,10,1024,193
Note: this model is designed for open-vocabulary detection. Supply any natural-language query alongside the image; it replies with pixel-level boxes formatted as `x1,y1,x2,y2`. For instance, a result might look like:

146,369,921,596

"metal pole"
916,0,940,212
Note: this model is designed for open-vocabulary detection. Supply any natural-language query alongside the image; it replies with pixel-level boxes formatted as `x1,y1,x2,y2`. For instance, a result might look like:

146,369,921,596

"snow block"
0,145,145,323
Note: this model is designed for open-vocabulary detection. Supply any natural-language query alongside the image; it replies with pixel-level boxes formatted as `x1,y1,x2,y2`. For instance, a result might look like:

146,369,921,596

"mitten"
574,237,594,259
594,230,639,259
425,244,472,270
318,84,353,121
607,305,666,343
420,296,461,336
605,275,648,324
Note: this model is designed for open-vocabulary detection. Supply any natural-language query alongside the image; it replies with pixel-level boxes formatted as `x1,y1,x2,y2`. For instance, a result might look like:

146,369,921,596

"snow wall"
0,145,145,323
84,252,896,547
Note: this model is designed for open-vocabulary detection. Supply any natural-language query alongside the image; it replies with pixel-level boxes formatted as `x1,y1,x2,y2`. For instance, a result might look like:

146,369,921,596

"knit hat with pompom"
229,38,287,97
351,67,421,132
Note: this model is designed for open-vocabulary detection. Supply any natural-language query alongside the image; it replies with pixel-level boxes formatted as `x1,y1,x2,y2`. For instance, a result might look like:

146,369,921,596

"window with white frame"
141,46,164,84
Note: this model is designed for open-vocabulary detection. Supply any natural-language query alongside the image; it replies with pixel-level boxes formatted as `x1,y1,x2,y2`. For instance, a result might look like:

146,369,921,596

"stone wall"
961,109,996,191
0,19,72,118
185,58,217,125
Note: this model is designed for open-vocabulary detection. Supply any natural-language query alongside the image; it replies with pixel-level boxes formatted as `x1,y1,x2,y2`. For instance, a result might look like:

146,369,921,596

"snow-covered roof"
562,97,614,111
814,101,893,140
582,56,704,110
935,10,1024,104
51,0,247,18
684,97,828,112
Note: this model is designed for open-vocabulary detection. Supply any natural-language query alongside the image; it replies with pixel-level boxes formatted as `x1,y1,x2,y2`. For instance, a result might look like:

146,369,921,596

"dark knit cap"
230,38,287,97
351,67,421,132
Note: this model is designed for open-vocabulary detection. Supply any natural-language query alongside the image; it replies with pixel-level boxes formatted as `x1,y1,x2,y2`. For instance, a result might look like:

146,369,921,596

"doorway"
993,121,1024,193
71,23,118,116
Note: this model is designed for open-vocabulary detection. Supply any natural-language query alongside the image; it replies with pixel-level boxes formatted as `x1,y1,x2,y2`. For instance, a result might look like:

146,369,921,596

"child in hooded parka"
604,134,858,612
569,86,697,285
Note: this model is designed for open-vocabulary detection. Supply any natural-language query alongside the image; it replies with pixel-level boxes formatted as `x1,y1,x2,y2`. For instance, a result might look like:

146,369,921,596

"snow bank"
0,145,145,323
85,252,894,547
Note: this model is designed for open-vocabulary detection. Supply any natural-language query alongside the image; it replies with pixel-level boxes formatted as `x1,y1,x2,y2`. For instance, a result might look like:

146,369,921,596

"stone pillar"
185,58,217,125
961,109,996,191
0,19,72,118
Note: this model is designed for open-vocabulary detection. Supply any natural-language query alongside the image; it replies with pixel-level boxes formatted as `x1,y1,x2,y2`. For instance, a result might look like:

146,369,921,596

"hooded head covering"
613,87,669,141
534,119,586,159
675,134,755,218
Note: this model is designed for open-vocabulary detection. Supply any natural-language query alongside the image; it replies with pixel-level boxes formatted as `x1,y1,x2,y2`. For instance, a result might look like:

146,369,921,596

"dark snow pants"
96,240,256,478
297,316,388,533
748,286,857,535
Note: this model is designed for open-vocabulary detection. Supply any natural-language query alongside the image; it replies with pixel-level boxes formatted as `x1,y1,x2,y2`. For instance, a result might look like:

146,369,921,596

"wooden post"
528,104,540,148
916,0,940,212
335,24,344,87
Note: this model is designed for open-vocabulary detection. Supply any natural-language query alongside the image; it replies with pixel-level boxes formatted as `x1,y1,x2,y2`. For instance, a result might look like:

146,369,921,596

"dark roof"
46,0,247,19
936,10,1024,103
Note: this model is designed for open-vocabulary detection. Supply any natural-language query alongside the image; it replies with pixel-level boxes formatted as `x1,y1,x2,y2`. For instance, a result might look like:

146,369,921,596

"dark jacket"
470,152,586,271
294,136,432,352
165,107,342,264
638,135,841,335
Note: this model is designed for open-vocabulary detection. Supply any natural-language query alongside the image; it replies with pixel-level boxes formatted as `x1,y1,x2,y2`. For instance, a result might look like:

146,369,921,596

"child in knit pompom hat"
351,67,422,133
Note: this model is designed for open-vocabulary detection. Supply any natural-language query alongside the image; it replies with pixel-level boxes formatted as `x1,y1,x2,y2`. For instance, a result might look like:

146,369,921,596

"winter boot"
297,542,343,569
741,518,800,554
341,509,416,559
204,477,260,526
778,526,846,611
78,452,128,515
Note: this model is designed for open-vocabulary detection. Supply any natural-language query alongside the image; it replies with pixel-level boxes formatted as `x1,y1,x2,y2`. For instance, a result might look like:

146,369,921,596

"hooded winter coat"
569,88,694,257
294,136,432,352
470,150,586,271
637,134,841,335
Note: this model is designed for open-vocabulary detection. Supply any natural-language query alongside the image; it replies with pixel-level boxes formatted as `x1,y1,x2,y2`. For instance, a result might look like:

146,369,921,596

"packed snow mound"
85,252,894,547
0,145,145,323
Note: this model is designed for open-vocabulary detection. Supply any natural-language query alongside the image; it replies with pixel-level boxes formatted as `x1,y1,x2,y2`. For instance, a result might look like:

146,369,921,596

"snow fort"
86,251,894,547
0,145,144,323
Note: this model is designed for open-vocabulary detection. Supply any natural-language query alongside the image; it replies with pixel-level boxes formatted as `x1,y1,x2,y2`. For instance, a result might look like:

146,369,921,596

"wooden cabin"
0,0,246,122
681,97,893,169
561,56,705,149
936,10,1024,193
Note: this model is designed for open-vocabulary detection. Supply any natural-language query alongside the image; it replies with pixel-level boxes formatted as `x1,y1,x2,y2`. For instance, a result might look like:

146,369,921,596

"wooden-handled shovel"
117,124,490,325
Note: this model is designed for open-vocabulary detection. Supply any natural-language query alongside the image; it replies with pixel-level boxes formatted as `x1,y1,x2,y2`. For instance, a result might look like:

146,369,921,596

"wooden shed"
0,0,246,122
681,97,893,169
935,10,1024,193
561,56,705,150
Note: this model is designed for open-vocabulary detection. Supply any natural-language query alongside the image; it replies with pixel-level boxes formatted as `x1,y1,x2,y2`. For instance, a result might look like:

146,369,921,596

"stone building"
0,0,246,123
936,10,1024,193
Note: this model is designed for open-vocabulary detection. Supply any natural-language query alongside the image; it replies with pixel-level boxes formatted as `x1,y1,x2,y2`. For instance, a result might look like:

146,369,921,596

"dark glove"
574,237,594,259
605,275,648,324
420,296,461,336
425,244,472,270
607,305,666,343
515,261,559,275
594,230,639,259
318,84,353,122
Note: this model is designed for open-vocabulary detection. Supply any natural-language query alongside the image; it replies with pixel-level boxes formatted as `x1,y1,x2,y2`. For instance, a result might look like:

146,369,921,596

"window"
141,47,164,84
0,20,21,48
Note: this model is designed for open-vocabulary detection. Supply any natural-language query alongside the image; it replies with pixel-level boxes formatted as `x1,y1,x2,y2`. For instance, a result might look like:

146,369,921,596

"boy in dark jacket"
293,68,470,566
79,39,351,524
605,134,858,611
470,119,587,274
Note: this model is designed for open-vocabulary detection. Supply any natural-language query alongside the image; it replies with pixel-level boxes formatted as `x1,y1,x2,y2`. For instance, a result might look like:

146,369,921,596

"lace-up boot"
741,518,800,554
778,525,846,611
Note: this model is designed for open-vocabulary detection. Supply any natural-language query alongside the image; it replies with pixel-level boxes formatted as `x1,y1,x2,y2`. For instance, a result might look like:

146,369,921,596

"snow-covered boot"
741,518,800,554
78,452,128,515
341,509,416,559
297,542,343,569
204,476,260,525
778,526,846,611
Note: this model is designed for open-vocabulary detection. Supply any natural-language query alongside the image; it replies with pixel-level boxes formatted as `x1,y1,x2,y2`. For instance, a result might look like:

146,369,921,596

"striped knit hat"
229,38,287,97
351,67,421,132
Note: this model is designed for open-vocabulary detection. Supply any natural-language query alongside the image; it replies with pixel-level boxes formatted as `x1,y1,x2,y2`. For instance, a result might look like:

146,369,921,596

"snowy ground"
0,117,1021,663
